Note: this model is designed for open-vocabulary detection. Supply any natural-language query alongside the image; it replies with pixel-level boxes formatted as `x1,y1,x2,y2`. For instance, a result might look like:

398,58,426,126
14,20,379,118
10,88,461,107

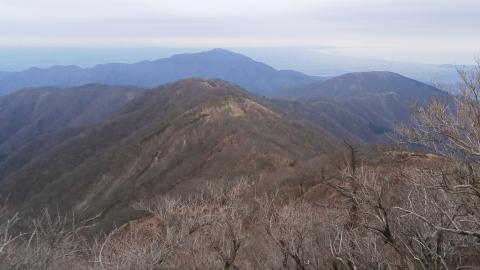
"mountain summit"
278,71,445,100
276,71,451,142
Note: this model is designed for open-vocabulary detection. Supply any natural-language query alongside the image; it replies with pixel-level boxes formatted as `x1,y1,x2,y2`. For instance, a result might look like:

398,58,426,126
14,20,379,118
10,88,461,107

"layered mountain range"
0,49,452,228
0,49,320,96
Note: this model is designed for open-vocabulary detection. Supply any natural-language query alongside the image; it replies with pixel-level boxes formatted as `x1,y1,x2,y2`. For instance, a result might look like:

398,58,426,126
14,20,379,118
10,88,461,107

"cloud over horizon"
0,0,479,64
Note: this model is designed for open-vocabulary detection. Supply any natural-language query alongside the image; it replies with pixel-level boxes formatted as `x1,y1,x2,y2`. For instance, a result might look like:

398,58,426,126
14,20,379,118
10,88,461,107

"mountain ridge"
277,71,446,100
0,79,335,226
275,71,451,142
0,49,321,96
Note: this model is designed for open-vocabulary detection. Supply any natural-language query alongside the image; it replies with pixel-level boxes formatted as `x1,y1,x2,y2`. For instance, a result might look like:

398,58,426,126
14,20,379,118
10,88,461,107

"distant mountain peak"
207,48,236,54
0,49,321,96
169,48,245,58
276,70,448,102
339,71,410,80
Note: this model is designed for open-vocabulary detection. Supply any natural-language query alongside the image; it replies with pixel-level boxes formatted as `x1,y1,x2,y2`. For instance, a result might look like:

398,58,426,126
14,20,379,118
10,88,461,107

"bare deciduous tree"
330,62,480,269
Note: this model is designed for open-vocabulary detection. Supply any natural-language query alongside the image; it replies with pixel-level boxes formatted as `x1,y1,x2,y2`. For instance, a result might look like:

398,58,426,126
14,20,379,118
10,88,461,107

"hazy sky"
1,0,479,64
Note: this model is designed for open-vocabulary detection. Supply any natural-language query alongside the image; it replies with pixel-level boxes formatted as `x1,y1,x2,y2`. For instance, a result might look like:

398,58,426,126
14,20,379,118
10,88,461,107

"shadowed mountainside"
275,71,451,142
278,71,446,100
0,84,145,164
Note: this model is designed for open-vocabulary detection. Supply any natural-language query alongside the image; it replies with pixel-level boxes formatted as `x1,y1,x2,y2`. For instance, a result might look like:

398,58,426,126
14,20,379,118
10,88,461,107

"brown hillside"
0,79,335,227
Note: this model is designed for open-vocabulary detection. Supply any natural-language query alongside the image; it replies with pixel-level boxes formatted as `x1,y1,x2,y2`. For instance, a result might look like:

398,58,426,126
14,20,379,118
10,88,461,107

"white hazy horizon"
0,0,479,65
